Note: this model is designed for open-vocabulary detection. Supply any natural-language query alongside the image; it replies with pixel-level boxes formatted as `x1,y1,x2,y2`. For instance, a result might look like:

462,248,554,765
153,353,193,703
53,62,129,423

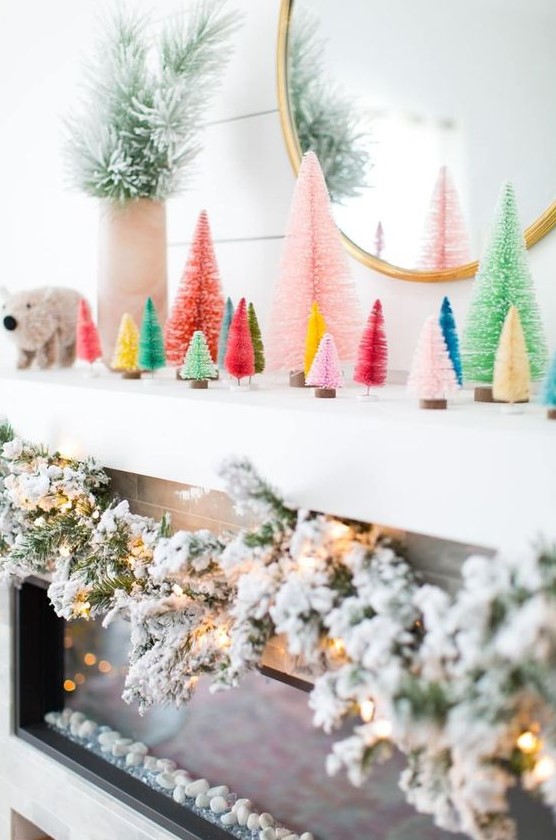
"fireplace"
14,577,556,840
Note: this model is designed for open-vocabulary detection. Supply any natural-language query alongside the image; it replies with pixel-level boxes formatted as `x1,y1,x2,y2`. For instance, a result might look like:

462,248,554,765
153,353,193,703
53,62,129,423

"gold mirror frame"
276,0,556,283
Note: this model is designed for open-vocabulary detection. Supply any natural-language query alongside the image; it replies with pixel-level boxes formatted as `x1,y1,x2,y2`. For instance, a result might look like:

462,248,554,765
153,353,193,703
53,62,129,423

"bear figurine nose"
3,316,17,331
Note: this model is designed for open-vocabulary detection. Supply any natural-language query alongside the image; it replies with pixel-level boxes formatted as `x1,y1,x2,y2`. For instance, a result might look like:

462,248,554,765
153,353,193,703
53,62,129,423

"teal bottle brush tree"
138,297,166,376
461,181,547,401
180,331,218,388
540,351,556,420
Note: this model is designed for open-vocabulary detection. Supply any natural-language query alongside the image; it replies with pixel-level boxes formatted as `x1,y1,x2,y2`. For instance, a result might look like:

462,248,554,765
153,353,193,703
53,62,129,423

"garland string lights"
1,420,556,840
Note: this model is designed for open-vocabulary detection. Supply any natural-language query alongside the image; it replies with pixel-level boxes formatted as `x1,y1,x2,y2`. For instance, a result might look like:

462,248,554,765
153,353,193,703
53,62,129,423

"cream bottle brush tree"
492,306,530,406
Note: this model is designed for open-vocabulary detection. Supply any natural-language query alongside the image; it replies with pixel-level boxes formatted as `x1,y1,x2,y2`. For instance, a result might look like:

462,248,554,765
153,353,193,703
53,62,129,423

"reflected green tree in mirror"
287,9,372,204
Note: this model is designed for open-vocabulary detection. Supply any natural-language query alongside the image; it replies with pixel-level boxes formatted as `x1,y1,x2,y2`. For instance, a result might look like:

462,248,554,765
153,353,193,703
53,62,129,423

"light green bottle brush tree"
65,1,240,203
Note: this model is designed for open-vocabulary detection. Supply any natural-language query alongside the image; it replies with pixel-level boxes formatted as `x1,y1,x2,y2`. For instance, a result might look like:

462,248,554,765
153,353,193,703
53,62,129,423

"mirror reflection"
286,0,556,271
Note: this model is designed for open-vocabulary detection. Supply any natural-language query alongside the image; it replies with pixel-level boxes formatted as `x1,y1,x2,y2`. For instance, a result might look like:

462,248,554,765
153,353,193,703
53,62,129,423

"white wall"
0,0,555,373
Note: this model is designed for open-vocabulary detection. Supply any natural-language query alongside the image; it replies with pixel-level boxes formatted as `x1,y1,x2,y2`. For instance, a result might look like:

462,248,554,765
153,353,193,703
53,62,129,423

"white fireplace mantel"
2,368,555,551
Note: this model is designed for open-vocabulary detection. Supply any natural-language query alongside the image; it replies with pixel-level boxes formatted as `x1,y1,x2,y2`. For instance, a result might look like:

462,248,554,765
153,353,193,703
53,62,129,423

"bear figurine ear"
0,288,10,302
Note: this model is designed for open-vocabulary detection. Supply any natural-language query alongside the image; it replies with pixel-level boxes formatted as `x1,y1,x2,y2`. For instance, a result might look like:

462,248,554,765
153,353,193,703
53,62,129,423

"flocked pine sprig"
65,1,241,203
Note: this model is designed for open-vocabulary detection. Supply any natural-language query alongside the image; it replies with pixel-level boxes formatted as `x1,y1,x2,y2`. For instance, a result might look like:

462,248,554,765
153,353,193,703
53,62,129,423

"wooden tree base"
548,409,556,420
122,370,141,380
475,386,528,404
420,398,447,410
290,370,306,388
315,388,336,399
189,379,208,389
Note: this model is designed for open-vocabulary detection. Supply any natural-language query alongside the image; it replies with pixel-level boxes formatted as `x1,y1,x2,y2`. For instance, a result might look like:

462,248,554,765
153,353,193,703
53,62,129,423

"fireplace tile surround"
0,466,488,840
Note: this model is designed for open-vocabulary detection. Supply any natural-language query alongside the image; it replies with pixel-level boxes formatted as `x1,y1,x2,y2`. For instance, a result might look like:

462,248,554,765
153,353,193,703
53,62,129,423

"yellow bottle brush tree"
112,313,140,378
492,306,530,405
304,301,327,376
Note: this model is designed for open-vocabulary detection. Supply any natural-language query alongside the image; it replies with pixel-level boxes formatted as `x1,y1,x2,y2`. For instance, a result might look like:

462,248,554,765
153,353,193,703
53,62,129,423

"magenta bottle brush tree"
354,299,388,397
266,151,361,385
407,316,458,409
306,333,344,398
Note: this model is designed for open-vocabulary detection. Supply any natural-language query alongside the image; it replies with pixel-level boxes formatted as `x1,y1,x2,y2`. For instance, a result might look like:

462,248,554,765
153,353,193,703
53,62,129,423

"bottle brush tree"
492,306,530,404
139,297,166,373
248,303,265,374
306,333,344,398
407,316,458,409
419,166,471,270
540,351,556,419
217,297,234,369
112,313,140,377
180,331,217,388
165,210,225,366
461,181,547,393
374,221,385,260
304,301,327,376
225,298,255,384
266,151,361,377
439,296,463,386
354,299,388,394
76,299,102,365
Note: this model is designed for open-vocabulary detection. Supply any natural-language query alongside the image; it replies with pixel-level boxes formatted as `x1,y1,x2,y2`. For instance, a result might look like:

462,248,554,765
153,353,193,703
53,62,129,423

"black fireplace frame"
13,577,240,840
14,577,556,840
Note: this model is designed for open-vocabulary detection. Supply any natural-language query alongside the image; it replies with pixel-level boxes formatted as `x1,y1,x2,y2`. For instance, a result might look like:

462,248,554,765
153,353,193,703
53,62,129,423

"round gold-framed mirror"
276,0,556,283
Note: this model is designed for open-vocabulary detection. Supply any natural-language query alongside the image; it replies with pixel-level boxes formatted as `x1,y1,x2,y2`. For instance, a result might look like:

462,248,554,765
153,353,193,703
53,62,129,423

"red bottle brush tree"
354,299,388,394
76,298,102,364
225,298,255,384
164,210,225,366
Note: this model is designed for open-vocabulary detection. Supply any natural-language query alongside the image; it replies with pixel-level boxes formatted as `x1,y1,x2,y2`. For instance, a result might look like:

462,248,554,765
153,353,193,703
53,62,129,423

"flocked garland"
0,419,555,840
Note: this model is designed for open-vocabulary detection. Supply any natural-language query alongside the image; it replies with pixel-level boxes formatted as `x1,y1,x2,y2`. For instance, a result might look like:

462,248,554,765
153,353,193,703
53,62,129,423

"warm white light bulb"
517,731,540,754
360,700,375,723
373,719,392,739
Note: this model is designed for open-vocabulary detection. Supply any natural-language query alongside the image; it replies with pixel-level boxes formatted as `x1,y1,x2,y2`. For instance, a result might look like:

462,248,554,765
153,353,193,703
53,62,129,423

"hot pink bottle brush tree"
266,151,361,385
224,298,255,386
306,333,344,398
76,299,103,370
407,316,458,409
354,299,388,398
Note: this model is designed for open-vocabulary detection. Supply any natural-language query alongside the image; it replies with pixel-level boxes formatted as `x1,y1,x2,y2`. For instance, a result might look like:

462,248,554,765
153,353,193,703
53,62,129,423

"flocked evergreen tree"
112,313,140,373
418,166,471,270
492,306,530,404
180,331,217,385
139,297,166,372
439,296,463,386
217,297,234,369
165,211,225,366
247,303,265,374
462,181,547,385
266,151,361,374
540,351,556,419
304,301,327,376
354,299,388,394
225,298,255,384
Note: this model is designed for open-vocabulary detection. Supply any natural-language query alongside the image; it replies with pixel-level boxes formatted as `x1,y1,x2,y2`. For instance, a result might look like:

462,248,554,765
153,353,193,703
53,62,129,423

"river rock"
112,741,133,757
155,772,176,790
276,830,291,839
236,805,250,826
126,752,143,767
130,741,148,755
98,730,120,746
143,756,158,771
157,758,177,772
174,773,191,787
195,793,210,809
300,834,314,840
45,712,59,726
207,784,229,798
173,786,186,805
260,813,275,828
260,829,276,840
185,779,209,797
233,798,252,811
247,813,261,831
221,812,237,826
77,720,97,739
210,796,228,814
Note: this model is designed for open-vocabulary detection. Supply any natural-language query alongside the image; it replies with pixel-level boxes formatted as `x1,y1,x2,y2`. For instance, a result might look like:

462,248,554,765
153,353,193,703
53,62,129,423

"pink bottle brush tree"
306,333,344,398
354,299,388,397
266,151,361,382
407,315,458,409
76,299,102,367
418,166,471,271
224,298,255,385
